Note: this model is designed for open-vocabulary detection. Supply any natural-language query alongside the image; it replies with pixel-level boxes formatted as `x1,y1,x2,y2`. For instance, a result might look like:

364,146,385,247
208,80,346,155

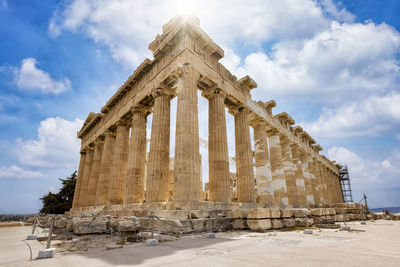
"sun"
176,0,197,16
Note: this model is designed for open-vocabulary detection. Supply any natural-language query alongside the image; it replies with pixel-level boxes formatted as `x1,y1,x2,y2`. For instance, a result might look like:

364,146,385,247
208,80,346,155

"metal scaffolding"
339,165,353,203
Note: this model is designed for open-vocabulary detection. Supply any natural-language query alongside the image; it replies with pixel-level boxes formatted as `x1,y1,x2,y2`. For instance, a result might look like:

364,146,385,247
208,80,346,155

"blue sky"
0,0,399,213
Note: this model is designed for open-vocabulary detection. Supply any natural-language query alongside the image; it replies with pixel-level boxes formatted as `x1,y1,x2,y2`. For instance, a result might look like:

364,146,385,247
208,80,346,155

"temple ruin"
71,15,344,216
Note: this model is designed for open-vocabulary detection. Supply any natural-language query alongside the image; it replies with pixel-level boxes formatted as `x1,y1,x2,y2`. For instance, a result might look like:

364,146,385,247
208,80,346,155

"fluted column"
87,139,103,206
205,88,230,202
147,88,173,202
308,157,320,205
281,138,297,206
252,120,273,204
108,121,129,205
125,106,148,204
95,131,115,205
234,107,256,203
291,145,306,207
300,152,315,206
317,162,328,205
78,147,94,207
173,65,201,204
268,129,288,205
72,152,86,208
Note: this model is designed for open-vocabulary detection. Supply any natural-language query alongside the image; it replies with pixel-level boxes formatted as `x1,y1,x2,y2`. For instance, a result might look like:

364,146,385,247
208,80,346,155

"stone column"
234,106,256,203
308,157,320,205
322,166,333,204
108,121,129,205
147,88,173,203
317,161,328,204
78,147,94,207
95,131,115,206
317,162,328,205
291,145,306,207
252,120,273,204
72,152,86,208
333,171,343,203
281,137,297,206
299,152,315,206
267,129,288,206
329,170,338,203
173,65,201,204
87,139,103,206
125,106,148,204
206,88,230,202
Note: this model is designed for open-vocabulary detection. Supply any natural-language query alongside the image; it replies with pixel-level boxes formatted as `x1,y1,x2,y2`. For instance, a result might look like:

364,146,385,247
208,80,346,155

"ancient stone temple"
71,15,344,215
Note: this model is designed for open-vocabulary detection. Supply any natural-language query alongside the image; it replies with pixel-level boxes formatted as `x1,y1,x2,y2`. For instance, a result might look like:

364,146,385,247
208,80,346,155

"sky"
0,0,399,213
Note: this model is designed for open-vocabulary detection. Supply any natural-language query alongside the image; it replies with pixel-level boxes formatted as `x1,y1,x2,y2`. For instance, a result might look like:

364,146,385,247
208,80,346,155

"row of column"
72,65,343,209
254,126,343,207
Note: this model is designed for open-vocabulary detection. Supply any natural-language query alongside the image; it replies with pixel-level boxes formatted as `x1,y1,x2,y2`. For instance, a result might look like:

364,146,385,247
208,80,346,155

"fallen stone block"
115,219,140,232
247,219,271,232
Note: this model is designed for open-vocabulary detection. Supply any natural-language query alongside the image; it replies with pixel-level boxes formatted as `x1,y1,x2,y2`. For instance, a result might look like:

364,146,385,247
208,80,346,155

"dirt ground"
1,220,399,266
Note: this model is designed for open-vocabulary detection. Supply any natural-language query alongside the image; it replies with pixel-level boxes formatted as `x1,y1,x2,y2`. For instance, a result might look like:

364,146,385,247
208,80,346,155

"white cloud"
302,92,400,138
15,117,83,168
13,58,71,94
233,21,400,104
0,165,44,179
320,0,355,22
48,0,345,68
328,146,400,190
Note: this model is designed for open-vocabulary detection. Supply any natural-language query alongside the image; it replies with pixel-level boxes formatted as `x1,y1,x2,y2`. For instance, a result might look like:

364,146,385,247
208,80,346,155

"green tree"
39,171,77,214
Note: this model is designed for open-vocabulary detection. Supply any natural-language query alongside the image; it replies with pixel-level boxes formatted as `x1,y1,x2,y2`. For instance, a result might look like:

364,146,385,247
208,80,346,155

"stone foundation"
46,203,400,235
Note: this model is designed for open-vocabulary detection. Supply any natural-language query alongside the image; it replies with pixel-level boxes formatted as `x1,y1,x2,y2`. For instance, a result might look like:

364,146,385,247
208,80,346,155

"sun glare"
176,0,197,16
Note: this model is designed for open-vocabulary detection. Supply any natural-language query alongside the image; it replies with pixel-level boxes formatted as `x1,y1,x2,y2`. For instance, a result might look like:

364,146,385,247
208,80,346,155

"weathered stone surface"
270,209,281,218
227,209,249,219
294,217,314,227
54,216,68,229
248,208,271,219
247,219,271,231
271,219,283,229
282,218,296,228
71,217,107,234
281,209,294,218
293,209,310,218
115,219,140,232
310,208,324,216
232,219,248,229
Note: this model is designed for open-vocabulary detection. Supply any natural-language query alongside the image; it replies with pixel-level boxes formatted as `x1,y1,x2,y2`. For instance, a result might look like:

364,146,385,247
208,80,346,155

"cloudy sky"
1,0,399,213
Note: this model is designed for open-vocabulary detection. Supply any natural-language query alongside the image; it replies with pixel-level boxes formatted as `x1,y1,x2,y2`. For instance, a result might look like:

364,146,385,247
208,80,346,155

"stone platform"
43,203,398,235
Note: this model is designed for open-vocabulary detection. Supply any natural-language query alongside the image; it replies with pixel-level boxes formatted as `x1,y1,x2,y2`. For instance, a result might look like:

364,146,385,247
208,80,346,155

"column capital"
230,105,249,116
249,118,267,128
151,87,174,99
130,104,150,115
202,86,227,100
104,129,117,138
94,137,104,147
115,118,130,127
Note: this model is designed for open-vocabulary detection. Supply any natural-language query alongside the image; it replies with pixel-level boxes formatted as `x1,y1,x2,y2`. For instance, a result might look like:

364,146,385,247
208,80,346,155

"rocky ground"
1,220,400,266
